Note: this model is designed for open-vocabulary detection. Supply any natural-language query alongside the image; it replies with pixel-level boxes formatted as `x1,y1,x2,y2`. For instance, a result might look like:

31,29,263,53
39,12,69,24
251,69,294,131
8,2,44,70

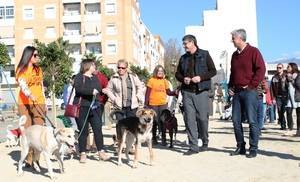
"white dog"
6,124,21,147
17,115,76,180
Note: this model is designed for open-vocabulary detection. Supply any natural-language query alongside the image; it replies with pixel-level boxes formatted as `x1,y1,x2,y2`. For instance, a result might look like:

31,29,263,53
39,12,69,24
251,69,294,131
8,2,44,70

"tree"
163,39,182,87
0,43,11,67
129,64,150,83
34,38,74,122
82,52,114,79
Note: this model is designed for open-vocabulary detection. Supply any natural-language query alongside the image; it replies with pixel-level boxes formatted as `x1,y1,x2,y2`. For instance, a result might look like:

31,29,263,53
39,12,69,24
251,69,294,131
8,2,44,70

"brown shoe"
79,153,87,163
98,151,110,161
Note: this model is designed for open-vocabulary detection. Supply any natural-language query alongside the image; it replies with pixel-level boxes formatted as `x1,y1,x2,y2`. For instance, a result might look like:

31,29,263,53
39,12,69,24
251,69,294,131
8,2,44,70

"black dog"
160,109,178,148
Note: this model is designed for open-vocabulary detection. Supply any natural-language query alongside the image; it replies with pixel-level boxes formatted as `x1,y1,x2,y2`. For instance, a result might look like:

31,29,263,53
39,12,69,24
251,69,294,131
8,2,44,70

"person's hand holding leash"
184,77,191,85
192,76,201,83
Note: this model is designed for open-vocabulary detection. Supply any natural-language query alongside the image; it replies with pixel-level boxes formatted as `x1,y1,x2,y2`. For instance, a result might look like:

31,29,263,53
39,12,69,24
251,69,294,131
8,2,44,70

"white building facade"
185,0,258,82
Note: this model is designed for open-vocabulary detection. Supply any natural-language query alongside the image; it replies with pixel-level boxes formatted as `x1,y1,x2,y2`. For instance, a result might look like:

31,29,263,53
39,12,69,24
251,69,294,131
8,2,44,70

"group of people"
270,62,300,135
17,27,279,168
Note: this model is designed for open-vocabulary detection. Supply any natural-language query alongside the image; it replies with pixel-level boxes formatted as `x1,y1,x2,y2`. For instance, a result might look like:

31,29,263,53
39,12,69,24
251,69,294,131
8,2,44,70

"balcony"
84,13,101,21
83,33,101,43
62,0,81,3
63,31,82,44
0,37,15,45
63,11,81,23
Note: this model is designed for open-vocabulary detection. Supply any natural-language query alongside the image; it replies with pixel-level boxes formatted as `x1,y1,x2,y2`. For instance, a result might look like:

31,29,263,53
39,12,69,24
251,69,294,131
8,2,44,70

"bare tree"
163,38,182,87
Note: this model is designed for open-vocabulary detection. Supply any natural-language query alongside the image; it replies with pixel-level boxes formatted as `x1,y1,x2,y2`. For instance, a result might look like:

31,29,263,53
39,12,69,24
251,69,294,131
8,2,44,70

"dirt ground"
1,113,300,182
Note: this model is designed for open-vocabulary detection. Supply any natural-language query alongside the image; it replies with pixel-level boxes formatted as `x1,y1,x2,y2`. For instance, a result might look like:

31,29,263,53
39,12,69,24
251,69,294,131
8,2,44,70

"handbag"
64,86,81,118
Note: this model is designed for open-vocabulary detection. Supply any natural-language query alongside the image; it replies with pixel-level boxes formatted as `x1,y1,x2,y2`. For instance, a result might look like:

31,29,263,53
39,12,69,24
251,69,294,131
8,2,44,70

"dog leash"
32,101,57,129
77,95,96,139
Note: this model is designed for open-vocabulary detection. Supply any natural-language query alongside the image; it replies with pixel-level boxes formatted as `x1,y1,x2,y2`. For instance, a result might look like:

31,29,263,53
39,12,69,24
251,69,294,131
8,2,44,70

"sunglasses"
117,67,126,70
33,54,38,58
277,67,282,69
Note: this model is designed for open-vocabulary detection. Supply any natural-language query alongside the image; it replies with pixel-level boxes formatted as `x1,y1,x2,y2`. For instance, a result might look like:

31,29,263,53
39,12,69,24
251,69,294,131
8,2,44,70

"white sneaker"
198,139,203,147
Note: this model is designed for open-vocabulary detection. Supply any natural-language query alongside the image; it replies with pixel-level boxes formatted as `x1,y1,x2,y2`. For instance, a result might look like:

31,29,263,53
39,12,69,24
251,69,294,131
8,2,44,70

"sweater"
228,44,266,89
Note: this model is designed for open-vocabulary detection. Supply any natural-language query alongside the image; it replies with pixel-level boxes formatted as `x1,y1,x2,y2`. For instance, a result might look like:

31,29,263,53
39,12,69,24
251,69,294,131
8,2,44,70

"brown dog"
113,108,156,168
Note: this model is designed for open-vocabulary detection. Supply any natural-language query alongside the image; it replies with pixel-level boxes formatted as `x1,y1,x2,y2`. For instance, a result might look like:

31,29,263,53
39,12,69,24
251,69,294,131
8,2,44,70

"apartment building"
0,0,164,103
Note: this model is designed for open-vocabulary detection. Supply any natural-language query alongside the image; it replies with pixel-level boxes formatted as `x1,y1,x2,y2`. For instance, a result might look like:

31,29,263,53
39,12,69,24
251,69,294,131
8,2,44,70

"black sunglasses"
117,67,126,70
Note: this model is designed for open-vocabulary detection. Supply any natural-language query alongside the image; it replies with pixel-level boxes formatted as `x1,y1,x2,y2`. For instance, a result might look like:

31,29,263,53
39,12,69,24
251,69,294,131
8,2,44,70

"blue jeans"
232,89,259,151
257,98,266,129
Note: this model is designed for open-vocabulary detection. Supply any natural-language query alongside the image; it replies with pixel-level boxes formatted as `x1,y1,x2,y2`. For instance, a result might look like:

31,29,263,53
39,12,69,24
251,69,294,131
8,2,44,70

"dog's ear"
149,109,156,117
136,109,145,118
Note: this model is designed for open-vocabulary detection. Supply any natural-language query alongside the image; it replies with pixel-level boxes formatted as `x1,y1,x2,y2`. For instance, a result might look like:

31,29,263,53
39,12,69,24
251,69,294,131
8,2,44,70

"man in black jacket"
175,34,216,154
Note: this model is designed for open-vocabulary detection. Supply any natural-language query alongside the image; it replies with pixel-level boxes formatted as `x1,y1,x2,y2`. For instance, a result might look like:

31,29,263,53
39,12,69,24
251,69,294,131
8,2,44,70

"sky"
139,0,300,62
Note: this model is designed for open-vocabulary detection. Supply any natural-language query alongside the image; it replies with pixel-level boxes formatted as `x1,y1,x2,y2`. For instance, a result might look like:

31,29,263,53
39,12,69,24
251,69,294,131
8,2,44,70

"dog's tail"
109,110,125,123
18,115,27,133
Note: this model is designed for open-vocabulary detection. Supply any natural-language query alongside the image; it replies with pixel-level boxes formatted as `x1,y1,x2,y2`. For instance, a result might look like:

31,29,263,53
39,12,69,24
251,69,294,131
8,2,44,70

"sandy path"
1,114,300,182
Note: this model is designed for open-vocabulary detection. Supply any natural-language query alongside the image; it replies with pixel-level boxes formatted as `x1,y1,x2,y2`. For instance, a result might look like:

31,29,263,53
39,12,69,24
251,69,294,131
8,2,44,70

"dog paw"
132,163,137,168
118,162,123,166
33,163,41,172
17,170,24,176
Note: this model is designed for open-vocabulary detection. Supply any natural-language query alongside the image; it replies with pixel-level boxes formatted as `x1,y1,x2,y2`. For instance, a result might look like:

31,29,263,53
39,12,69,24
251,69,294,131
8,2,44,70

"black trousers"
76,106,104,153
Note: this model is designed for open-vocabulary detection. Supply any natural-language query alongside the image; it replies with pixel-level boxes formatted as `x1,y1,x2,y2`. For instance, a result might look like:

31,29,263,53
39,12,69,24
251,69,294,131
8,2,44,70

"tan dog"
114,108,156,168
17,115,76,180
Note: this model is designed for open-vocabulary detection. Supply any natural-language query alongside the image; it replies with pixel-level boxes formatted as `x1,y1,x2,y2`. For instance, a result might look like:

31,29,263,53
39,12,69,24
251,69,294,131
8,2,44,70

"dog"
17,115,76,180
111,108,156,168
159,109,178,148
6,125,22,147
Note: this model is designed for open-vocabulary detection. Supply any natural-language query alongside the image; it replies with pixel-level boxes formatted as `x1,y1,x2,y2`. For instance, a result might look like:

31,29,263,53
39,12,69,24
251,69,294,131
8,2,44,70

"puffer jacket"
105,72,145,109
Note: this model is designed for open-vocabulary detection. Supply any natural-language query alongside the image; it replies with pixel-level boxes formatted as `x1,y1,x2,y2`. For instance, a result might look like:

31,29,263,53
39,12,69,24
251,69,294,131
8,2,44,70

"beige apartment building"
0,0,164,103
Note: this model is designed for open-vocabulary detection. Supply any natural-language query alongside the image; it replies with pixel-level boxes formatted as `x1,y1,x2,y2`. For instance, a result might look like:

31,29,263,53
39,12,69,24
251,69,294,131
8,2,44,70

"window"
0,6,14,19
45,27,56,38
106,23,117,35
0,6,4,19
105,1,116,15
24,28,33,39
23,7,34,20
45,6,55,19
106,41,117,55
86,43,102,54
5,6,14,19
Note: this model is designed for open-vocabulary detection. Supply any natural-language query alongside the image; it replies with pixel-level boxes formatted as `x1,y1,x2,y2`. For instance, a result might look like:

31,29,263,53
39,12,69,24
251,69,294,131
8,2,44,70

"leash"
77,95,96,139
32,101,57,129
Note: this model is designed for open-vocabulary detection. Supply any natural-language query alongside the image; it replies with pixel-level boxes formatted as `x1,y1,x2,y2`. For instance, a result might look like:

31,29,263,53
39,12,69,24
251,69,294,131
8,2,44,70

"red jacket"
94,71,108,104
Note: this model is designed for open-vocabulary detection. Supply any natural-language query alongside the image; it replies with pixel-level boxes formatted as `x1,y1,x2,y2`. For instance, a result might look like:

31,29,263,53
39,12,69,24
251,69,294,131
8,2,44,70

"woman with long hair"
286,62,300,134
16,46,46,168
73,58,110,163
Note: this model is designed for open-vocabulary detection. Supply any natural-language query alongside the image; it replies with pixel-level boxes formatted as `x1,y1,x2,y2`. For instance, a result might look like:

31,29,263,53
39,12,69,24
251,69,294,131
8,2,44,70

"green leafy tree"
129,64,150,83
0,43,11,67
34,38,74,121
82,52,114,79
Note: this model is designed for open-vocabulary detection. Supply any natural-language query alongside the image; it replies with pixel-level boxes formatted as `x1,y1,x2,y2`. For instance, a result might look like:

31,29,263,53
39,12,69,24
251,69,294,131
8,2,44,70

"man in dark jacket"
270,63,288,130
175,34,216,154
228,29,266,158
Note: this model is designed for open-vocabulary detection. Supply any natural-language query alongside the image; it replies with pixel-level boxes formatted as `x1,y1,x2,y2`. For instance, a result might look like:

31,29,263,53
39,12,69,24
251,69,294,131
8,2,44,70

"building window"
23,7,34,20
5,6,14,19
0,6,4,19
45,6,55,19
0,6,14,19
86,43,102,54
106,41,117,55
45,27,56,38
106,23,116,35
105,1,116,15
24,28,34,39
